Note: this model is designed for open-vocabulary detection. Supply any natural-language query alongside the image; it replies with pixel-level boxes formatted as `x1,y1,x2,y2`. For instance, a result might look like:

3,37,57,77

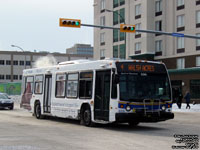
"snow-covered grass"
172,103,200,112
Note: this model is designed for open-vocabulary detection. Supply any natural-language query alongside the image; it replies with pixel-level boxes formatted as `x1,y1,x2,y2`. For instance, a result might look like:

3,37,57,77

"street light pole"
105,9,126,59
11,45,26,69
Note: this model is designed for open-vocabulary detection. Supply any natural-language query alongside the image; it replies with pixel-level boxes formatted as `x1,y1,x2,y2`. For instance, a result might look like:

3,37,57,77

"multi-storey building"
94,0,200,102
0,50,92,83
66,44,93,56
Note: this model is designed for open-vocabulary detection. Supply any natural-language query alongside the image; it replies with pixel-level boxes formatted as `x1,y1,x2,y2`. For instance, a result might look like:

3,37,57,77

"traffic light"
120,24,135,33
59,18,81,28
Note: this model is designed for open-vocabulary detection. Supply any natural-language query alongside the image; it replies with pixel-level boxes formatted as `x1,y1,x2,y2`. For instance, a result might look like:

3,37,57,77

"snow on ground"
172,103,200,112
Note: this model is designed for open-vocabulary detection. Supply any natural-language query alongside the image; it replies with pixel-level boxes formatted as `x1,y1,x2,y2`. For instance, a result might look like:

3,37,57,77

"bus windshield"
119,73,171,101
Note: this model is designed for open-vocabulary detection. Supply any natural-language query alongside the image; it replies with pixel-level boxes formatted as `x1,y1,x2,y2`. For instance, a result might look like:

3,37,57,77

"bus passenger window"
25,76,34,94
34,75,43,94
56,74,66,97
66,73,78,98
79,72,93,99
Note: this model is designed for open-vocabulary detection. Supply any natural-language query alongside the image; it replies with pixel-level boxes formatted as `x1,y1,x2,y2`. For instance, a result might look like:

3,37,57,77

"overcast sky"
0,0,93,53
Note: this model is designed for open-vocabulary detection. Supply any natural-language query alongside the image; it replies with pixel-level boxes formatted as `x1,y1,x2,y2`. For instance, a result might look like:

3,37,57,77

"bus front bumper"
115,111,174,123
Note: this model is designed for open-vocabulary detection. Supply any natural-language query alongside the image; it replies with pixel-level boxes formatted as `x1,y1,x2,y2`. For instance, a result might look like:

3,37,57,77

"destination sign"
116,62,166,73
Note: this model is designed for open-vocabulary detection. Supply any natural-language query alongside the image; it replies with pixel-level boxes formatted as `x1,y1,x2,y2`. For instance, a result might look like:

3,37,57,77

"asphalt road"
0,104,199,150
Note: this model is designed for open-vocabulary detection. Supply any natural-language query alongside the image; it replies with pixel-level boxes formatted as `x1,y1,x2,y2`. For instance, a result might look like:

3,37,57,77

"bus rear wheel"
82,108,94,127
34,102,44,119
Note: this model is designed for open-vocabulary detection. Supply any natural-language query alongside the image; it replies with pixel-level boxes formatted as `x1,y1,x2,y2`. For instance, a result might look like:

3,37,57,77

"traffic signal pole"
81,23,200,39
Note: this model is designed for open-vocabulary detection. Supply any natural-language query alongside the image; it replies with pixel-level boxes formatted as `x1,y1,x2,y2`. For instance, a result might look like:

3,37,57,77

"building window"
13,60,18,65
6,75,11,80
120,32,125,41
135,23,141,38
19,75,22,80
100,16,105,26
100,32,105,45
13,75,18,80
196,11,200,28
20,61,24,66
0,75,4,80
113,45,119,58
196,33,200,50
100,0,105,12
113,29,119,42
113,10,119,25
155,20,162,36
100,49,105,59
177,37,185,52
196,0,200,5
196,56,200,66
155,40,162,56
135,42,141,54
56,74,66,97
155,0,162,16
79,72,93,99
119,44,125,59
113,9,125,25
120,0,125,5
66,73,79,98
177,0,184,10
177,58,185,69
0,60,4,65
119,8,125,23
177,15,185,31
135,4,141,19
6,60,11,65
113,0,119,8
190,80,200,99
26,61,31,66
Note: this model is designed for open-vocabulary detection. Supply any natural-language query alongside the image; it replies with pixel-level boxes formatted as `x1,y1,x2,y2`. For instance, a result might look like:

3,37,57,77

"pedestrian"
177,92,183,109
184,91,191,109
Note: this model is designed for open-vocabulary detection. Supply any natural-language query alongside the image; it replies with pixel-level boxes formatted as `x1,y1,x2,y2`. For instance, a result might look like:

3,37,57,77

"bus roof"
23,58,164,76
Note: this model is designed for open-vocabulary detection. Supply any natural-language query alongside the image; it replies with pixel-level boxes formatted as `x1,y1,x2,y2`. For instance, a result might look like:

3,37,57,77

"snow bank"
172,103,200,112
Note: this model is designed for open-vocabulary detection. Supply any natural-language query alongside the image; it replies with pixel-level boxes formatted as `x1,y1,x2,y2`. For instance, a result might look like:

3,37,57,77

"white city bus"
21,59,174,126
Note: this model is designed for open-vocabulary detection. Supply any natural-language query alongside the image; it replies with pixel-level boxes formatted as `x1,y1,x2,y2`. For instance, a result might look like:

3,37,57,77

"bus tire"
82,108,94,127
34,102,44,119
128,121,139,127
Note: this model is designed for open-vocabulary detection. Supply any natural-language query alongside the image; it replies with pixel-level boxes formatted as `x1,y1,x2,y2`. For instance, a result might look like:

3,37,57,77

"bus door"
43,75,52,113
94,70,111,121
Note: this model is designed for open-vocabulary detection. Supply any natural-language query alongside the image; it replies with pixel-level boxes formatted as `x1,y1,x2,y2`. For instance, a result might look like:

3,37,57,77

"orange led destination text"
128,65,155,72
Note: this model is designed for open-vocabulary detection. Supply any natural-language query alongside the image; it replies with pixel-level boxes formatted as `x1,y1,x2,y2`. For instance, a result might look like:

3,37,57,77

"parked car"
0,93,14,110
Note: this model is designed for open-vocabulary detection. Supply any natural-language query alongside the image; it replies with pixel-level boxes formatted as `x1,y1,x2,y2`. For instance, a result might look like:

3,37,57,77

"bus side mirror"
114,74,119,84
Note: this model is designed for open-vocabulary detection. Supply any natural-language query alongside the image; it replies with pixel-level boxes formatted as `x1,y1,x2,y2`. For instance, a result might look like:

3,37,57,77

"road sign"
172,33,185,37
120,24,135,33
59,18,81,28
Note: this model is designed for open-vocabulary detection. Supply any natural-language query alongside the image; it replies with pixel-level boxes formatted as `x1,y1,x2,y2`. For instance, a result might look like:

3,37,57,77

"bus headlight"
126,105,131,111
161,105,166,111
